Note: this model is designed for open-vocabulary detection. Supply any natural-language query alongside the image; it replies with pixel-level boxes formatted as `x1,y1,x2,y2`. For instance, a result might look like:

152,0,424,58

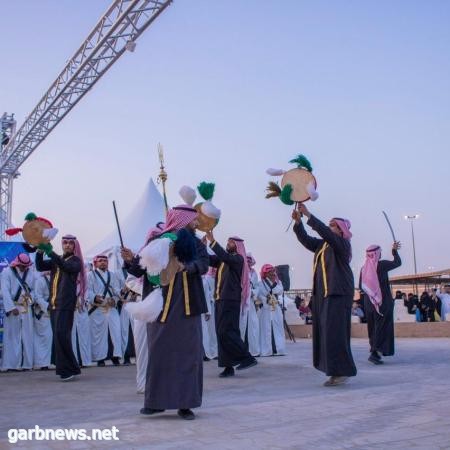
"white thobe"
33,274,52,368
257,279,286,356
86,270,123,361
123,275,147,393
239,270,261,356
201,275,218,359
117,272,135,358
1,267,35,370
71,300,93,366
133,299,148,393
437,291,450,321
120,300,135,358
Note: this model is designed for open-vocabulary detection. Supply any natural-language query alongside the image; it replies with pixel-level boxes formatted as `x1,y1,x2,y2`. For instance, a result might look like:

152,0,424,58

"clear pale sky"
1,0,449,287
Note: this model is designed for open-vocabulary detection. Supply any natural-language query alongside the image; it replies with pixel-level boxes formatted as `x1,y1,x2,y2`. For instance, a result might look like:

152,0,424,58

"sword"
382,210,397,242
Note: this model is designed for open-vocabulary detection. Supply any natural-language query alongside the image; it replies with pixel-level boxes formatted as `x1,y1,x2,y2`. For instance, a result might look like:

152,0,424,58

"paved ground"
1,338,450,450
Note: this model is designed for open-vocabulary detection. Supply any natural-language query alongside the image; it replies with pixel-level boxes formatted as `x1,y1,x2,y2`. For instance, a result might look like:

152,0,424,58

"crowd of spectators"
294,295,312,324
294,285,450,324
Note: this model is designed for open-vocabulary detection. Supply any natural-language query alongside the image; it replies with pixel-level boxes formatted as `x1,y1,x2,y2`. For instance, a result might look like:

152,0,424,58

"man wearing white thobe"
86,255,123,366
437,285,450,321
124,275,147,393
120,277,137,365
33,272,53,369
71,293,94,367
257,264,286,356
1,253,35,371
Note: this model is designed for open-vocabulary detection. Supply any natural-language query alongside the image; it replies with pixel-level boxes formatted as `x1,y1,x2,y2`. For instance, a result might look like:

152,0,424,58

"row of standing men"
0,254,135,371
0,251,288,375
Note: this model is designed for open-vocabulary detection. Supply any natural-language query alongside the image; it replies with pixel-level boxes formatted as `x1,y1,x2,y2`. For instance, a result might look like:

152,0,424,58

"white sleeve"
25,270,36,305
250,272,259,298
34,276,49,311
256,281,267,303
272,282,284,296
110,272,123,304
202,279,212,314
1,270,15,313
86,272,96,305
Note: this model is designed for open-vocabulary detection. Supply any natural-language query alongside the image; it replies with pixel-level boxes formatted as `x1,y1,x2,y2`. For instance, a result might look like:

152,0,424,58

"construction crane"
0,0,172,238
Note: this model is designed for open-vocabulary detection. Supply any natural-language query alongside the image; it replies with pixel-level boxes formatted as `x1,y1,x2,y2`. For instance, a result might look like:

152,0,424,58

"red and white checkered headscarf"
10,253,32,268
154,205,198,237
361,245,382,315
62,234,86,298
143,221,165,245
332,217,352,240
229,236,250,308
260,264,277,280
93,254,108,267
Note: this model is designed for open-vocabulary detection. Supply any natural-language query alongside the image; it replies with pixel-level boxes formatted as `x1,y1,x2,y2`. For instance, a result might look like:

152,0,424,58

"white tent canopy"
86,178,165,270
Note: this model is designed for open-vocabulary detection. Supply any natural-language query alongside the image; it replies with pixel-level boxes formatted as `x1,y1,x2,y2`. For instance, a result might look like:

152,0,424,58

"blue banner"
0,241,27,273
0,241,27,353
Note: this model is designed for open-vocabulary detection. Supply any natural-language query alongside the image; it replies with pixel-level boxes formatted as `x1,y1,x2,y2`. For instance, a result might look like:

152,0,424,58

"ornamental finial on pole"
157,143,169,215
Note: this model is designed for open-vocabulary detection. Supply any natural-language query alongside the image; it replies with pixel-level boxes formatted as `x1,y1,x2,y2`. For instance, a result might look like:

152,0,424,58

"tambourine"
266,154,319,205
281,168,317,203
194,203,220,232
179,183,221,232
6,212,58,246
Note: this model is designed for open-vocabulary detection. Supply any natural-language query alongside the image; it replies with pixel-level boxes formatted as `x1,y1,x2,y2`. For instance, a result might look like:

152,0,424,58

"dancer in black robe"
206,231,257,378
360,243,401,364
35,234,85,381
122,206,208,420
292,205,357,386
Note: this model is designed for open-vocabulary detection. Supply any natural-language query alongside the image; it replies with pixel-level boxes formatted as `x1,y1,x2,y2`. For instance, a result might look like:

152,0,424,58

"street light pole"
405,214,419,294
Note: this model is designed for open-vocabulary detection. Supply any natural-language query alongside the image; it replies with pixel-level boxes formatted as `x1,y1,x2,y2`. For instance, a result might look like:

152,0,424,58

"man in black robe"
35,235,84,381
205,231,257,378
360,242,401,364
292,205,357,386
121,206,208,420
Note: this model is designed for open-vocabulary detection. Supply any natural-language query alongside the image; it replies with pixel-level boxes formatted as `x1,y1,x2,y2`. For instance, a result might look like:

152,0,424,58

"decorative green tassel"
280,184,294,205
37,242,53,256
289,154,313,172
197,182,215,201
160,232,177,242
25,212,37,221
147,274,161,285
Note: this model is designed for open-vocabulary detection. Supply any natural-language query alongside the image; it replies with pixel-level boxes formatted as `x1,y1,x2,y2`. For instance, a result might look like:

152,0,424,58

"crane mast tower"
0,0,172,238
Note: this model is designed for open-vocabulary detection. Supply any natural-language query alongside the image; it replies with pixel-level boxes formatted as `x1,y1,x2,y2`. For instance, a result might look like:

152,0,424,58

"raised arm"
123,255,146,278
35,251,52,272
208,254,221,268
209,240,243,269
48,252,81,274
293,220,322,253
184,239,209,276
379,247,402,272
